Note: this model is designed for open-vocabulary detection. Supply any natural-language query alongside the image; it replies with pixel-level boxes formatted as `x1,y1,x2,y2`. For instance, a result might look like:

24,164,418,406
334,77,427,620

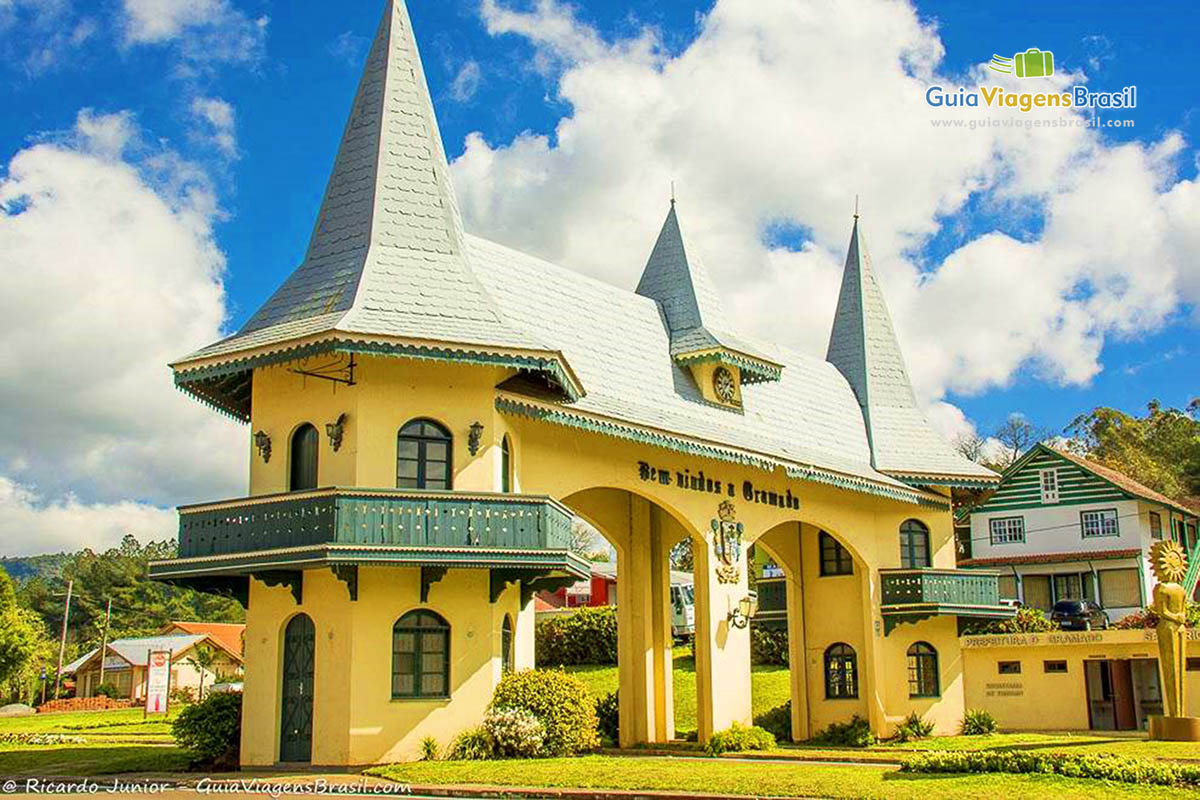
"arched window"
500,435,513,493
907,642,939,697
824,643,858,699
392,610,450,699
396,419,452,490
501,615,514,675
819,531,853,576
289,424,319,491
899,520,931,569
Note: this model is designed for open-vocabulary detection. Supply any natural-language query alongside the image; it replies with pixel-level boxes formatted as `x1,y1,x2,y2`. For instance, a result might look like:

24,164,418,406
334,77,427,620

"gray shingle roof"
180,0,564,379
172,0,994,491
636,205,782,380
825,218,993,480
66,634,208,673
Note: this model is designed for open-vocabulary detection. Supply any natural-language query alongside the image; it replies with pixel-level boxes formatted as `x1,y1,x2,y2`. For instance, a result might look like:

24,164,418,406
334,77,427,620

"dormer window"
1039,469,1059,504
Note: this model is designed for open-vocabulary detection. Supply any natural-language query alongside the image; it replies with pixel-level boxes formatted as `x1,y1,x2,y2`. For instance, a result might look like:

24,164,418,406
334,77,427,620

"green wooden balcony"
149,488,590,605
879,568,1014,634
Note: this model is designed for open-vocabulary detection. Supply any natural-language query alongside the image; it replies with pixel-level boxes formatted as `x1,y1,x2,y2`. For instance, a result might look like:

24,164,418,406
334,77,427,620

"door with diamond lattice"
280,613,315,762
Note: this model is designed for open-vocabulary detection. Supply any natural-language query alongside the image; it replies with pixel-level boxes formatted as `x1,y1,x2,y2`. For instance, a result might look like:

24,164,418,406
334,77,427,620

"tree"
669,537,693,572
0,570,45,698
1067,400,1200,500
568,520,603,559
953,432,987,463
992,414,1048,469
186,643,219,701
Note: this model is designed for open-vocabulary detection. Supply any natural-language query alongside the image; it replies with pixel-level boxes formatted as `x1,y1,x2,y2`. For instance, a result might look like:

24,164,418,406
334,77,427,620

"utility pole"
54,580,73,700
98,598,113,690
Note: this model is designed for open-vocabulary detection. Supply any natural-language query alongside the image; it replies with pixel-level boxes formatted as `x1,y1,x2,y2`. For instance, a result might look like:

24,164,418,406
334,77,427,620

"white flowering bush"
483,706,545,758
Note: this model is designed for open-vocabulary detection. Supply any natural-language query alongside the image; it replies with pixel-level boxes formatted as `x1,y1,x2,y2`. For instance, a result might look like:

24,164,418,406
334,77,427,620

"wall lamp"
326,414,348,452
468,421,485,456
253,430,272,463
727,593,758,630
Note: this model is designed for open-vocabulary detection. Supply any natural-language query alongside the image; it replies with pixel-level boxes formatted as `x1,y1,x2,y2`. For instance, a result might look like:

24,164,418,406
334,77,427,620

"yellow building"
149,0,1012,766
963,629,1200,732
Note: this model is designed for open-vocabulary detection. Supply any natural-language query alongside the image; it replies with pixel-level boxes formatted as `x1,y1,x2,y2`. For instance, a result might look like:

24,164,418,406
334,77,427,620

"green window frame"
824,643,858,699
396,419,453,490
907,642,939,698
392,610,450,699
500,435,513,493
1080,508,1118,539
819,531,853,576
899,519,931,569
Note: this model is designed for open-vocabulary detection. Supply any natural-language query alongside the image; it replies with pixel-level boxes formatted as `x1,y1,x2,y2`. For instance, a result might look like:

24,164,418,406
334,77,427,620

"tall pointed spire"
826,213,989,479
172,0,582,418
636,202,782,384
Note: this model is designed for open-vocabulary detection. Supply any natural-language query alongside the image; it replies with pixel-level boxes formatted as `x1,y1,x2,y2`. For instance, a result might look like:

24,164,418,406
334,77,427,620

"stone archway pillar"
693,523,752,742
859,567,887,734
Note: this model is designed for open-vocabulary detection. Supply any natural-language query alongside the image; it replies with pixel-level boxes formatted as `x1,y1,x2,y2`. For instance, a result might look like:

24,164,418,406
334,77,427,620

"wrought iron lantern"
468,421,485,456
253,430,272,463
326,414,348,452
727,593,758,629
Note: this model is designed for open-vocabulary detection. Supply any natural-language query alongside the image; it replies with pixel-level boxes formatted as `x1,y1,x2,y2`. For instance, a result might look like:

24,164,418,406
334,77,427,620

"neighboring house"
66,630,243,701
161,621,245,657
963,444,1200,621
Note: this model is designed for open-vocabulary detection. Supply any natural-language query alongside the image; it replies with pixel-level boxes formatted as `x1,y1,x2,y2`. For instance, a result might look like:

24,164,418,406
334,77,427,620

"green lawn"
564,648,790,735
369,754,1198,799
872,731,1200,761
0,708,186,776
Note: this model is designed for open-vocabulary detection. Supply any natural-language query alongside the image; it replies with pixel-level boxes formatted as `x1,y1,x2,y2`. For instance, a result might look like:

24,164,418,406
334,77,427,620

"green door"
280,614,315,762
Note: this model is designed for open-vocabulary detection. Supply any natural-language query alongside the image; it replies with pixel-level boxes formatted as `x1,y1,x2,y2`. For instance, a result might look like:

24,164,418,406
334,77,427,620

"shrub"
753,700,791,743
960,708,998,736
489,669,599,756
750,627,788,666
447,726,492,760
419,735,439,761
901,750,1200,787
596,690,619,745
535,607,618,666
811,715,874,748
484,707,546,758
94,683,120,699
169,686,196,706
893,711,934,743
172,690,242,766
1114,602,1200,630
706,723,776,755
963,607,1057,635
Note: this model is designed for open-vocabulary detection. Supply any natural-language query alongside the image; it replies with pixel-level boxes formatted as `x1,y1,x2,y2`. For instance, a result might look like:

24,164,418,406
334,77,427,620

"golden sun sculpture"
1150,539,1188,585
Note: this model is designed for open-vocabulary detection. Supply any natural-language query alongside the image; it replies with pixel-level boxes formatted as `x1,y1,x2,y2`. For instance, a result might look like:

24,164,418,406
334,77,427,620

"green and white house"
963,444,1200,621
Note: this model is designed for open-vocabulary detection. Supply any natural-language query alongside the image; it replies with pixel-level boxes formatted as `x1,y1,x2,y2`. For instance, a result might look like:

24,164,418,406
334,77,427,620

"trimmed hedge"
811,715,874,748
753,700,791,743
535,606,618,666
596,690,619,745
489,669,599,756
172,691,242,766
902,750,1200,787
750,626,788,666
962,607,1057,635
706,723,776,755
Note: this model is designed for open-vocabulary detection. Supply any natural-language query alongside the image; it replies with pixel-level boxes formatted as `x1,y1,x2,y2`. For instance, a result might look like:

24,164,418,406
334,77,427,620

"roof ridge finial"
670,180,676,207
853,194,860,220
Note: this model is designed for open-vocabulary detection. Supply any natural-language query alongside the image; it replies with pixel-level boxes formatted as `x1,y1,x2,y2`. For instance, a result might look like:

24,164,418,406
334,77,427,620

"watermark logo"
990,48,1055,79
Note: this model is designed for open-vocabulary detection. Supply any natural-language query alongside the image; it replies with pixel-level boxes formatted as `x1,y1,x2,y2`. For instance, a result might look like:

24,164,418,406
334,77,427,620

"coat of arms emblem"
710,500,744,584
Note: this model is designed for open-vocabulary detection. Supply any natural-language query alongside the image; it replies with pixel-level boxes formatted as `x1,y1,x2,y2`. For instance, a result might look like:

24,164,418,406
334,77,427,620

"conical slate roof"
174,0,579,409
635,203,782,383
826,216,994,481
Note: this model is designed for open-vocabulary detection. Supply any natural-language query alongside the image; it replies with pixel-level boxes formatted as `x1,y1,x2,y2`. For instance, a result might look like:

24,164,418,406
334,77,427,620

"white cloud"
190,96,237,157
0,109,246,555
0,478,177,555
450,60,483,103
120,0,268,65
328,30,367,68
454,0,1200,427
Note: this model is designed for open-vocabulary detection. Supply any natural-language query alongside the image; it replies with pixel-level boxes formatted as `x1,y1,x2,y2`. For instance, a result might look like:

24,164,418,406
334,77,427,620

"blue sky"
0,0,1196,554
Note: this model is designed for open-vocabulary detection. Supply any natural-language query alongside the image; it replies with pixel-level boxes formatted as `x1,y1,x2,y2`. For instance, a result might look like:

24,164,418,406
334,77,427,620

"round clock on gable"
712,367,737,404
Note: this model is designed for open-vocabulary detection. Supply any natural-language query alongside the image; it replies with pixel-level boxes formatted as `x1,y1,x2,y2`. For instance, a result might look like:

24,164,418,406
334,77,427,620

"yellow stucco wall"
962,629,1200,730
230,352,977,761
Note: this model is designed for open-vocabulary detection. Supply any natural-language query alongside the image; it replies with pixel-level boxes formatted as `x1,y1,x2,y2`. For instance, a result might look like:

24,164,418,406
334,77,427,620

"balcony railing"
176,487,575,558
879,568,1014,634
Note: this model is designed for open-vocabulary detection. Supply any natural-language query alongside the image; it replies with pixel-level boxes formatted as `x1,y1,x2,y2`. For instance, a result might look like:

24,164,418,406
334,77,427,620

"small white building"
963,443,1198,622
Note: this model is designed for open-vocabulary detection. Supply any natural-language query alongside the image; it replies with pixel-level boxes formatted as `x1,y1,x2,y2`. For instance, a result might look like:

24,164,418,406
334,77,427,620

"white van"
670,583,695,641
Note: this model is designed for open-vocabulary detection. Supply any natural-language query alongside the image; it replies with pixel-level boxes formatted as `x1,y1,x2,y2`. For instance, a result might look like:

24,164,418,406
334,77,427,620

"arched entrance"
280,613,315,762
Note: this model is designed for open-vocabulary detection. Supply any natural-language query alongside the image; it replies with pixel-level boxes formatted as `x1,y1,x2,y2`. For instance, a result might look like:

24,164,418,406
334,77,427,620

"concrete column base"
1149,715,1200,741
